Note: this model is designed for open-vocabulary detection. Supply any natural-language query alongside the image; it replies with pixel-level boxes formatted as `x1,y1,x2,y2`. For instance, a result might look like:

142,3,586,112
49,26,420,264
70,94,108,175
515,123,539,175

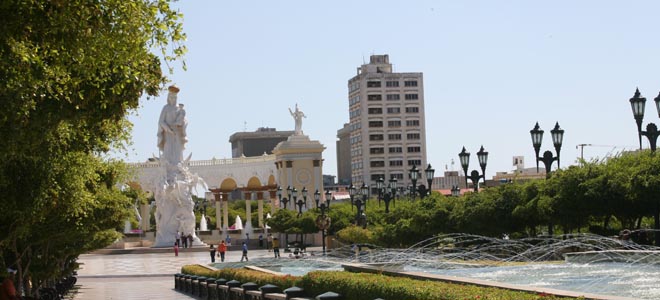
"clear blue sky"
119,1,660,178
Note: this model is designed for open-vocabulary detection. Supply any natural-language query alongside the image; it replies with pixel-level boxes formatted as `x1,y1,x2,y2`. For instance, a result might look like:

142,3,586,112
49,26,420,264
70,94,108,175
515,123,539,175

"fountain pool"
211,233,660,299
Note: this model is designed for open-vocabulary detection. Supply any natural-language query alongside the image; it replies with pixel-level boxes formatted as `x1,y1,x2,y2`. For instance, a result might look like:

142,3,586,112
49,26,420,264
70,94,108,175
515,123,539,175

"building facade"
336,123,351,185
229,127,294,158
346,54,428,190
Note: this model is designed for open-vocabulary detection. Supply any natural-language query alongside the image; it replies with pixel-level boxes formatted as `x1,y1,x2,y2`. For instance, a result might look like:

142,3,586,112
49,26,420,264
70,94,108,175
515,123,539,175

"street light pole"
316,190,332,255
409,164,419,201
376,177,384,207
425,164,435,198
353,183,368,228
458,146,489,192
630,88,660,152
530,122,564,179
348,184,356,211
629,88,660,246
530,122,564,237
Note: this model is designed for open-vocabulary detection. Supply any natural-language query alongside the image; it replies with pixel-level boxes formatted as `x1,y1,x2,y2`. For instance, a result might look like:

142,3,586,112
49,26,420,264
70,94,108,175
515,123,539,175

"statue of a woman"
289,104,306,135
157,85,186,166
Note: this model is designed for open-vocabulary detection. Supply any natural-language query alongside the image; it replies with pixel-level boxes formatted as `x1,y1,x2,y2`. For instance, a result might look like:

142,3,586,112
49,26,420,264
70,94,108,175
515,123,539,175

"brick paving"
71,246,280,300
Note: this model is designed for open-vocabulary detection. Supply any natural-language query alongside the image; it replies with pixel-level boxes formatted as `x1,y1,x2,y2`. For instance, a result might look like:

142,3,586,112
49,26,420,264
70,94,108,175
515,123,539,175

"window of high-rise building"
405,94,419,100
367,81,381,88
388,120,401,127
408,159,422,166
391,173,404,180
404,80,418,87
368,94,382,101
386,81,399,87
389,160,403,166
388,133,402,140
407,146,421,153
386,94,400,101
370,161,385,168
387,107,401,114
407,133,421,140
371,174,386,181
370,147,384,154
369,134,384,141
388,146,403,153
406,120,420,126
368,108,383,114
405,107,419,113
369,121,383,128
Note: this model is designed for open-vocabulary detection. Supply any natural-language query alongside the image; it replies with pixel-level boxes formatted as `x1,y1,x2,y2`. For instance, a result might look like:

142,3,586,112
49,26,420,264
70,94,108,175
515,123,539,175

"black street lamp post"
286,186,292,209
348,184,356,211
629,88,660,246
381,178,397,213
530,122,564,179
458,146,489,192
630,88,660,152
314,189,320,208
276,186,282,207
425,164,435,198
353,183,368,228
294,188,305,216
316,190,332,255
409,164,420,201
530,122,564,237
376,177,384,207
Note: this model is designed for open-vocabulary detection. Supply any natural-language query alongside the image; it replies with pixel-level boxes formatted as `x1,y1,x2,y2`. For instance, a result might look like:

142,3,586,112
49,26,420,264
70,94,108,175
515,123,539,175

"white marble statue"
289,104,306,136
153,85,205,247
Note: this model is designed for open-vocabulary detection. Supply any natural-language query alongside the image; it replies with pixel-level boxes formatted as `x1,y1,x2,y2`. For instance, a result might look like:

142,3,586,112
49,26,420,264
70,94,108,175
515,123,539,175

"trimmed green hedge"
181,265,578,300
181,265,300,288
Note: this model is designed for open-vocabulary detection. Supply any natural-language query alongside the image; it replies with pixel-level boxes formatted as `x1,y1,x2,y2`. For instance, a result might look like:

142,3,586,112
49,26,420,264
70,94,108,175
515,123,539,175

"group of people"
198,235,282,262
208,240,249,262
173,231,194,256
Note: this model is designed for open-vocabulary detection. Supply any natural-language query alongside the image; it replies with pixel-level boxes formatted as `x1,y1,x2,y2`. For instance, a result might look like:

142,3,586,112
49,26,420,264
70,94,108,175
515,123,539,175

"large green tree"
0,0,185,295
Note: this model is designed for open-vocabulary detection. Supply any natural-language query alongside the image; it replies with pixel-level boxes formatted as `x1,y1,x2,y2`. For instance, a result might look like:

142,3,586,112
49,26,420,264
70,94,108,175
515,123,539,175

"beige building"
336,123,351,185
346,54,428,190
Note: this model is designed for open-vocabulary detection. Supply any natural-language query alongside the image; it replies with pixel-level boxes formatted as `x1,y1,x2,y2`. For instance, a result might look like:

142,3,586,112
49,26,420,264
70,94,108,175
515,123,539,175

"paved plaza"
72,246,282,300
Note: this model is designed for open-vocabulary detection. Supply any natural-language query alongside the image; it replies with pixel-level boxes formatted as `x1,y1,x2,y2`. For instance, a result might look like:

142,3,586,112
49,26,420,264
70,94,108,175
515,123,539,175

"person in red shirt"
1,268,18,300
217,240,227,262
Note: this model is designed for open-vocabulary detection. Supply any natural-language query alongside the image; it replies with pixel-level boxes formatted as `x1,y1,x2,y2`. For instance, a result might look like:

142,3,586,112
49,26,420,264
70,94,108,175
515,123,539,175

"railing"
129,155,277,168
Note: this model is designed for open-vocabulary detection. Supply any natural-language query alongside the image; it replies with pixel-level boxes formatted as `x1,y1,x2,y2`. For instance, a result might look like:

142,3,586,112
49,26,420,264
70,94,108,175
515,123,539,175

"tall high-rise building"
346,54,428,190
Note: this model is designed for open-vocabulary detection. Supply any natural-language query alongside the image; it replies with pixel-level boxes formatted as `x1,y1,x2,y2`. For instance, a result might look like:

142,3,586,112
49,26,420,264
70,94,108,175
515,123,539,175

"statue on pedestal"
289,104,306,136
153,85,205,247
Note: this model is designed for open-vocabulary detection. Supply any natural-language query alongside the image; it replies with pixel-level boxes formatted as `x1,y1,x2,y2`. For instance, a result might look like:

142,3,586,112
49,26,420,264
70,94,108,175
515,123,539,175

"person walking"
272,237,280,258
267,234,273,252
259,234,264,248
176,231,181,248
187,233,193,248
209,245,216,263
218,240,227,262
173,242,179,257
226,235,231,247
240,242,249,262
182,233,188,248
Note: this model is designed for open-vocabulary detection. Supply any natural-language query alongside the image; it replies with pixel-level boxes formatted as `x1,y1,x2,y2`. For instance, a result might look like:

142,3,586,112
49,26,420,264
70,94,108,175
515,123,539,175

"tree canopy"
0,0,185,296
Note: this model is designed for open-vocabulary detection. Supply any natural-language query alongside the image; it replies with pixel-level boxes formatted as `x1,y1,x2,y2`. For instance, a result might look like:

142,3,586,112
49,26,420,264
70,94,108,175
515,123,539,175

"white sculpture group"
153,85,205,247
